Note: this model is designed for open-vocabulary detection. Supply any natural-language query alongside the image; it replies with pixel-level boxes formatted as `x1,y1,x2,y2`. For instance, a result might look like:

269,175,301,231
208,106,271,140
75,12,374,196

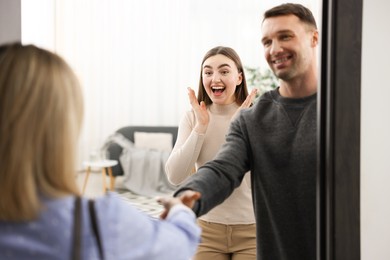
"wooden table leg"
102,167,107,193
82,166,91,194
108,167,115,191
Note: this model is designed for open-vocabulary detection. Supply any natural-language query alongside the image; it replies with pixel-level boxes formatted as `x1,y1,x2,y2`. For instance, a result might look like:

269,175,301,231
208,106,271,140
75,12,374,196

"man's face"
261,14,318,81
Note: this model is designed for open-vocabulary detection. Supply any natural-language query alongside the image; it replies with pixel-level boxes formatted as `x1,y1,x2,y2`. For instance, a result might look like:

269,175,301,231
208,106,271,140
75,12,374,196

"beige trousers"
193,219,257,260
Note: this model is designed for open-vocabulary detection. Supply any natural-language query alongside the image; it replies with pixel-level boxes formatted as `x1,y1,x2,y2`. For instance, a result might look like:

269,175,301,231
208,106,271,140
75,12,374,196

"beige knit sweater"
165,102,255,224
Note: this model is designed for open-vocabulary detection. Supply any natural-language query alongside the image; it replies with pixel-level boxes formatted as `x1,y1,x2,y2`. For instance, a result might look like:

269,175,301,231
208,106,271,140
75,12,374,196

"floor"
76,170,165,218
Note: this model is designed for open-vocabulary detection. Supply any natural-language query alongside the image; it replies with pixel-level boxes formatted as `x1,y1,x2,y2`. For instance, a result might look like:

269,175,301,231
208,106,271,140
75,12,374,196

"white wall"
21,0,55,51
361,0,390,259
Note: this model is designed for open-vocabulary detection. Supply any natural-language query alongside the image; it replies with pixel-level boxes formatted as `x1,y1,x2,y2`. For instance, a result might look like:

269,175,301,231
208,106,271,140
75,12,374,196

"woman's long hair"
0,43,84,221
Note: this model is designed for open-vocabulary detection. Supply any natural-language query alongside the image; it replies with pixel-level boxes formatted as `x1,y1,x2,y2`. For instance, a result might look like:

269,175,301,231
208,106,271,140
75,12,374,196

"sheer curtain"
22,0,319,168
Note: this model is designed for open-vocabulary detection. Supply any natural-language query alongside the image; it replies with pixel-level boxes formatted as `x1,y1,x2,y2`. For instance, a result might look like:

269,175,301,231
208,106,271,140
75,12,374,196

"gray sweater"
175,89,317,260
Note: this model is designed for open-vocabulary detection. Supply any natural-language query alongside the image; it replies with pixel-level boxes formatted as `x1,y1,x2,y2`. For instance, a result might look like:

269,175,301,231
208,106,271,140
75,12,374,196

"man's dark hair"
263,3,317,29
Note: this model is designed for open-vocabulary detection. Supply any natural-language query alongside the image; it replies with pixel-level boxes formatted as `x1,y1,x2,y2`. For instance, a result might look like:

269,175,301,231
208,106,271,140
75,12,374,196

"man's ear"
312,30,319,47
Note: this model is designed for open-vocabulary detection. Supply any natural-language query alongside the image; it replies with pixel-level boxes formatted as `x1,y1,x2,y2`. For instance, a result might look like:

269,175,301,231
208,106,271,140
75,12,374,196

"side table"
82,159,118,194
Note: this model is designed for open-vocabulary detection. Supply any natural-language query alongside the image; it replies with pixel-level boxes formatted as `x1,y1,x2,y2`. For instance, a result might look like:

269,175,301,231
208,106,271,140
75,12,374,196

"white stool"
82,159,118,194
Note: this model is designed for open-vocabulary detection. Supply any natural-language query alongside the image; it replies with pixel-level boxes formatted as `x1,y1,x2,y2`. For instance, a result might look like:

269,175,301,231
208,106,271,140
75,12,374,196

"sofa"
106,126,178,177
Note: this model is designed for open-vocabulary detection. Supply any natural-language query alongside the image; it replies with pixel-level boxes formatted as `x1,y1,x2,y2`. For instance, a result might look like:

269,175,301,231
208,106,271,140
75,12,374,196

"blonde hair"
0,43,83,221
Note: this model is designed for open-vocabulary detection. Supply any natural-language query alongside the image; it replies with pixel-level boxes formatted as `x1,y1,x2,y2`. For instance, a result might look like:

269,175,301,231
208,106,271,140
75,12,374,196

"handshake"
157,190,201,219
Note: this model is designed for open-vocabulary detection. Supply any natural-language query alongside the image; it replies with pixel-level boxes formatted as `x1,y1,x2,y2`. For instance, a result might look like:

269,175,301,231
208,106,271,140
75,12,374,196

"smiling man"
261,5,318,98
169,3,319,259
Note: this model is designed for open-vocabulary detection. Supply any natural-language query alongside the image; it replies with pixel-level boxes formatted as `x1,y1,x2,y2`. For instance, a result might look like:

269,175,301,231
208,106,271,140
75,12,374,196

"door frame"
318,0,362,259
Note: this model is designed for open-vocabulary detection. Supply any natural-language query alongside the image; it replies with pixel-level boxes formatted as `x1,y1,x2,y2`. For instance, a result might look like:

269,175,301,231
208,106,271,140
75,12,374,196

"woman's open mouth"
211,86,225,95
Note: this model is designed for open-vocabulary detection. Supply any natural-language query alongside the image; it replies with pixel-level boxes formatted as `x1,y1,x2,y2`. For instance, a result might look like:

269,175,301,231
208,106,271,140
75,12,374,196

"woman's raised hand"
188,87,209,134
232,88,258,120
241,88,257,109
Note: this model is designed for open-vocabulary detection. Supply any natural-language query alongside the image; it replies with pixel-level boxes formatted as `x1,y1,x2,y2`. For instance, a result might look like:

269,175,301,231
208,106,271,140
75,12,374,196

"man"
168,3,319,259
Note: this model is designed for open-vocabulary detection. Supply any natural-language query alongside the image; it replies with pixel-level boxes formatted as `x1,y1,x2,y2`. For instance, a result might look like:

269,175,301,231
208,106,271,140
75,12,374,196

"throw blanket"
103,133,176,196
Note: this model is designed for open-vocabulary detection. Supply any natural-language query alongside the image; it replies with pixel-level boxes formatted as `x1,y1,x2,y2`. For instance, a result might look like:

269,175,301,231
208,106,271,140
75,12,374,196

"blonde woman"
0,43,200,260
165,46,257,260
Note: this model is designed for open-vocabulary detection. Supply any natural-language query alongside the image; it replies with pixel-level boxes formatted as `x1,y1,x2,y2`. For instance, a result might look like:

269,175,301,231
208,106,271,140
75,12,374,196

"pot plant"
244,66,278,101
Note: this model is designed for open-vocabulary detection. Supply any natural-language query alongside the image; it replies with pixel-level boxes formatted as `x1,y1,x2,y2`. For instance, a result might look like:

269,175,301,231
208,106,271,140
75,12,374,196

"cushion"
134,132,173,153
